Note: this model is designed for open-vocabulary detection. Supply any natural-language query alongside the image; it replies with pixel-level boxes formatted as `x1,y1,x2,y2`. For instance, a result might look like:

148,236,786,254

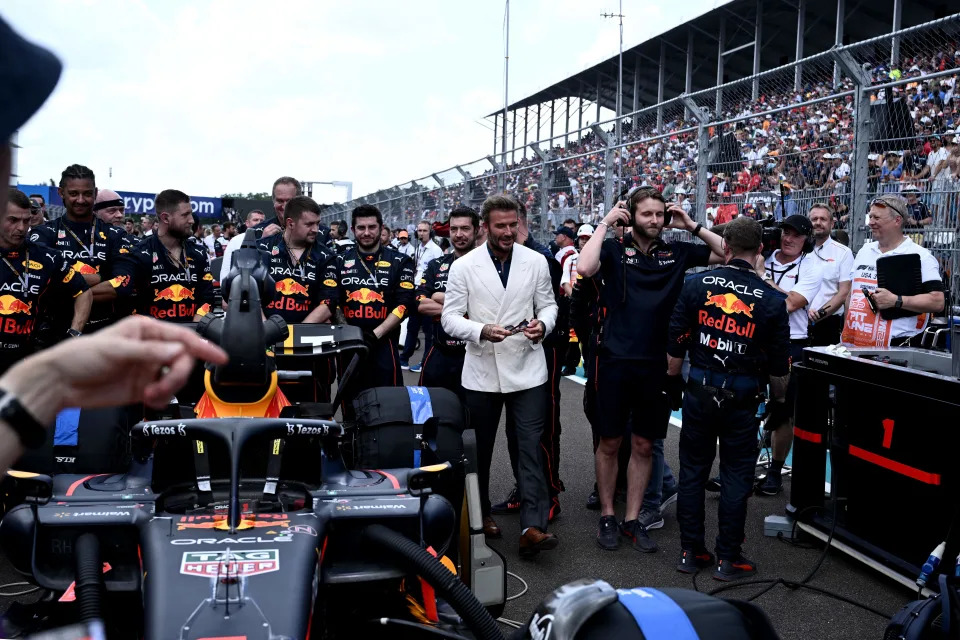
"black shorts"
594,356,670,441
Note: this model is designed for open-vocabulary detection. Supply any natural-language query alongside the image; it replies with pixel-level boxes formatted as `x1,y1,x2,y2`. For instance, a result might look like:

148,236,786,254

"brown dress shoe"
519,528,559,558
482,516,502,539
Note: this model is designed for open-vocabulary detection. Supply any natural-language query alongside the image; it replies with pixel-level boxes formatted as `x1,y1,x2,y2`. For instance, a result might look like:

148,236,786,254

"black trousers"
678,385,759,559
583,346,630,489
505,344,563,498
338,338,402,416
418,346,466,404
810,314,843,347
401,313,433,362
466,383,550,532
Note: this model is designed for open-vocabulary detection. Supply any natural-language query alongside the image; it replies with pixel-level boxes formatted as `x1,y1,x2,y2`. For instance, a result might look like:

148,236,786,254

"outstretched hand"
1,316,228,426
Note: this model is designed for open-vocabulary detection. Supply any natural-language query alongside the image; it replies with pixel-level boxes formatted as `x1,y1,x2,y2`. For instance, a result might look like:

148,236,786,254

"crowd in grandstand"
374,48,960,240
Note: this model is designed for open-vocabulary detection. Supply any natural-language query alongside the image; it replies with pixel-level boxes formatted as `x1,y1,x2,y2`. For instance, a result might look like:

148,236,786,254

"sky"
6,0,724,203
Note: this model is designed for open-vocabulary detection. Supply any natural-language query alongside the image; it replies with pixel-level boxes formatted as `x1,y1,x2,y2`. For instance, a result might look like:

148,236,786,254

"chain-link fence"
322,14,960,303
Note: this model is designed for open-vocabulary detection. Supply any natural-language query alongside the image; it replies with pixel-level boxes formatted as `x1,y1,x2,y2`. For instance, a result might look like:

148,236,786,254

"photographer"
757,214,823,496
668,217,790,581
577,187,725,553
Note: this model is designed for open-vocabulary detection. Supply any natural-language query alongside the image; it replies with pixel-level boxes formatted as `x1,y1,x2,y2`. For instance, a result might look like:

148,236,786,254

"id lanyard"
163,240,192,283
770,254,803,286
357,250,383,289
63,221,96,259
284,240,311,280
1,250,28,290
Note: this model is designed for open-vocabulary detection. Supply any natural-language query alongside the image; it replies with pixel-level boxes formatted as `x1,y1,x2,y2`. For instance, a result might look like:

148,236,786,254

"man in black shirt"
331,205,415,411
107,189,214,323
0,190,90,373
415,207,478,401
259,196,338,403
30,164,127,334
577,186,725,553
667,217,790,581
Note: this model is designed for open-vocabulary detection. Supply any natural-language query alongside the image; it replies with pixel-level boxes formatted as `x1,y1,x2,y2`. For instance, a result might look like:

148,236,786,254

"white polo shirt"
841,237,942,347
764,251,823,339
809,237,854,315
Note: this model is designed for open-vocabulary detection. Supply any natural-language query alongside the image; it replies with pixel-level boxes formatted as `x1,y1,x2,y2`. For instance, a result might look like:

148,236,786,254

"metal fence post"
680,95,711,226
833,49,873,251
530,143,550,228
591,124,614,213
487,155,504,193
432,173,445,219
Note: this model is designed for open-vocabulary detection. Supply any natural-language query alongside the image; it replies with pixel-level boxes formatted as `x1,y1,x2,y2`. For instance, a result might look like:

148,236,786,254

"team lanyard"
283,235,311,280
160,237,192,283
62,219,96,258
2,250,29,290
770,253,804,286
357,249,383,289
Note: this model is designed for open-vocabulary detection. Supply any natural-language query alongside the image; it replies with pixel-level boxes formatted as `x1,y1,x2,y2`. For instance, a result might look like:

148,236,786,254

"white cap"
577,224,595,237
823,153,834,158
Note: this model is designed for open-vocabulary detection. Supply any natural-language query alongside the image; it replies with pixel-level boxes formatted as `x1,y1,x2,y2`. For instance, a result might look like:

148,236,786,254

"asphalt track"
403,362,910,640
0,354,911,639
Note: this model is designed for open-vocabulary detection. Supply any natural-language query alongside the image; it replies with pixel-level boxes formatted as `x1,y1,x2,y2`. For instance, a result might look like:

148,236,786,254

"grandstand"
320,0,960,302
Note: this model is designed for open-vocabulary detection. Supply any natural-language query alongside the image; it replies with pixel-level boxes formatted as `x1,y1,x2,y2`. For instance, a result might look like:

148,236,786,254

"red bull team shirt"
335,245,415,337
258,234,338,324
112,233,213,322
0,240,88,352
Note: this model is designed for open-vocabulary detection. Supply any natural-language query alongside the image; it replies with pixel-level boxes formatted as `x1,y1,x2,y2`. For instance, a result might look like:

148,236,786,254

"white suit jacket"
441,242,558,393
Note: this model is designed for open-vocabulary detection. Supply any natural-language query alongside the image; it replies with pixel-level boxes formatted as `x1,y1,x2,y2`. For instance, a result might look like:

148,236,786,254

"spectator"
28,193,46,227
141,215,155,236
902,185,933,226
395,229,414,257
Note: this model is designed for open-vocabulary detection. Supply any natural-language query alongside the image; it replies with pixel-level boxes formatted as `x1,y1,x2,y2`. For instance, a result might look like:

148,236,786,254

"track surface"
0,355,910,639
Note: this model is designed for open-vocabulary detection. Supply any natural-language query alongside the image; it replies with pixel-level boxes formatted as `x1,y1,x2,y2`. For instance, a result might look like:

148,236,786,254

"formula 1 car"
0,232,507,639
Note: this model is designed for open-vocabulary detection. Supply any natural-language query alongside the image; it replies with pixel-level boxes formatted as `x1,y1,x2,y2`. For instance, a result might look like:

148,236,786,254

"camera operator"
668,217,790,581
577,187,725,553
757,214,822,496
841,194,944,348
807,203,853,346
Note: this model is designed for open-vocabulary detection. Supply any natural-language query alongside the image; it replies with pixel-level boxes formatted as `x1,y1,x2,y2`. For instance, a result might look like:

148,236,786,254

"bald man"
94,189,135,244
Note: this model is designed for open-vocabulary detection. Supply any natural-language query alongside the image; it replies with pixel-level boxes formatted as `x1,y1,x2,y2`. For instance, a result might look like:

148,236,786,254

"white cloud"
5,0,720,200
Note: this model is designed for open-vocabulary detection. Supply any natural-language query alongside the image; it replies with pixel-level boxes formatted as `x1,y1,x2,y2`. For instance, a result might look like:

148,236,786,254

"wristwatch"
895,295,903,310
0,389,47,449
66,329,83,338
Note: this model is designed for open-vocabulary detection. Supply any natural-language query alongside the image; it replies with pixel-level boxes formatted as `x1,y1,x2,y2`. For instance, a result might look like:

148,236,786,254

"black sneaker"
714,555,757,582
620,519,658,553
548,497,562,522
596,515,620,550
637,507,664,530
676,549,716,574
706,477,721,493
491,486,520,514
561,366,577,376
756,472,782,496
660,484,678,511
585,489,600,511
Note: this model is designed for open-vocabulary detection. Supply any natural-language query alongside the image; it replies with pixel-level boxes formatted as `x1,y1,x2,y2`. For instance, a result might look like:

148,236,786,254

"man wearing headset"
757,214,823,496
400,220,443,372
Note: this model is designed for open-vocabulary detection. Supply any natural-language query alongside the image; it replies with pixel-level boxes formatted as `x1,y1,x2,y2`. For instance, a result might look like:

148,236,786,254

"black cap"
781,214,813,236
555,226,576,240
0,17,62,142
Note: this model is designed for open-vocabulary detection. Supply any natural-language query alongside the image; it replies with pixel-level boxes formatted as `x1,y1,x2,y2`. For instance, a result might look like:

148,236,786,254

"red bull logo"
345,288,384,304
0,295,32,315
71,261,98,276
704,291,754,318
154,284,194,302
276,278,309,296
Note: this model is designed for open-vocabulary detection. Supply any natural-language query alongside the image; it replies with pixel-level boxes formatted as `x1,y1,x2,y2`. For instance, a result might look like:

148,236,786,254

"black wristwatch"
895,295,903,310
66,328,83,338
0,389,47,449
692,223,703,236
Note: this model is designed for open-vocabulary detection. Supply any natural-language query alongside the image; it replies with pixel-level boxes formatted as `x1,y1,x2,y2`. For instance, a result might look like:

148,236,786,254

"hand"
480,324,511,343
601,203,630,228
870,287,897,310
522,318,544,343
666,204,693,230
262,223,282,238
362,329,380,354
664,374,684,411
763,399,791,429
753,254,767,278
0,316,228,426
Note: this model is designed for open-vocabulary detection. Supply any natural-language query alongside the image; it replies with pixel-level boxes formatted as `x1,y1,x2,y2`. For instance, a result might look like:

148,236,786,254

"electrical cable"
0,581,39,597
497,617,524,629
506,571,528,602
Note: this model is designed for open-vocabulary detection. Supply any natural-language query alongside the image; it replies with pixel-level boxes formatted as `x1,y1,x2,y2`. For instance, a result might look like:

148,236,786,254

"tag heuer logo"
180,549,279,578
625,247,636,256
344,260,355,268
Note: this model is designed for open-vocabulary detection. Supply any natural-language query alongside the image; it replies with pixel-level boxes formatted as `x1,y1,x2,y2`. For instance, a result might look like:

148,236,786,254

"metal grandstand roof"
488,0,955,118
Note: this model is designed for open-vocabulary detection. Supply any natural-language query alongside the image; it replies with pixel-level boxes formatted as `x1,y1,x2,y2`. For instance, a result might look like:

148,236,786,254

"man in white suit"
442,195,560,557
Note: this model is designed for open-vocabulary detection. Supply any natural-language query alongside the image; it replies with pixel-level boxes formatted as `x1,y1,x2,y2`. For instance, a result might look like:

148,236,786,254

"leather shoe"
519,528,559,558
482,516,502,539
